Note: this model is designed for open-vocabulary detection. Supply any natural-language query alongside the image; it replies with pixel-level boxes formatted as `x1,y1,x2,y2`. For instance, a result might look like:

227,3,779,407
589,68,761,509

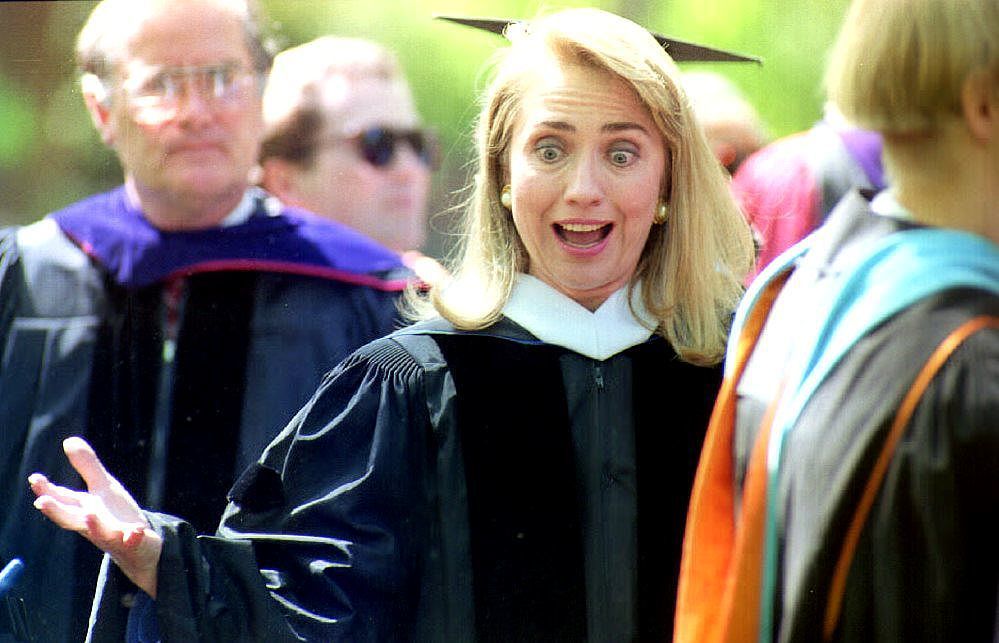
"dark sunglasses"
337,127,441,170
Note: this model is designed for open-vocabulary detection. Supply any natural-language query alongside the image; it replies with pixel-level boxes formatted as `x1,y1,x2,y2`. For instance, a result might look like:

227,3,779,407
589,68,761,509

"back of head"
261,36,405,165
825,0,999,135
424,7,753,365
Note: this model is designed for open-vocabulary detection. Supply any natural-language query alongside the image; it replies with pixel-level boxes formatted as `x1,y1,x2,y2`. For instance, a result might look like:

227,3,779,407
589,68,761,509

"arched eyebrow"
537,120,574,132
603,122,650,135
536,120,650,135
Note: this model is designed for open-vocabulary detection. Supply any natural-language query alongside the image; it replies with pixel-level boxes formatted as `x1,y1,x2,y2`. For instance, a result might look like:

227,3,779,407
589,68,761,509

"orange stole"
676,295,998,642
673,271,790,643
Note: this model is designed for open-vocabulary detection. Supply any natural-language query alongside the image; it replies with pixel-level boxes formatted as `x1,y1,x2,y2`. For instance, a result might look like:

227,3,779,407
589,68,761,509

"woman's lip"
553,221,613,255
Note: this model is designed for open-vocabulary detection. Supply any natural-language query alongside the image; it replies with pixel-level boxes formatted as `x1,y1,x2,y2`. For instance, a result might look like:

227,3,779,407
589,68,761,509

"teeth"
559,223,603,232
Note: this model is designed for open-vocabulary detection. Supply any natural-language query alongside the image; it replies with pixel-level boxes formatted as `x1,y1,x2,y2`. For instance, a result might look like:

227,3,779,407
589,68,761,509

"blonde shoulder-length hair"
405,8,754,365
825,0,999,135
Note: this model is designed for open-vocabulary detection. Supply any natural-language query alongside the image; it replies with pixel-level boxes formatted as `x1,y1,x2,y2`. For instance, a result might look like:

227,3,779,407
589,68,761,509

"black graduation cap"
435,14,761,64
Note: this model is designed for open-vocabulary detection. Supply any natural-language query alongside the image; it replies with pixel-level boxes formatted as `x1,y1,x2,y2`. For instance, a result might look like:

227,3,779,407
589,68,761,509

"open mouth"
554,222,612,249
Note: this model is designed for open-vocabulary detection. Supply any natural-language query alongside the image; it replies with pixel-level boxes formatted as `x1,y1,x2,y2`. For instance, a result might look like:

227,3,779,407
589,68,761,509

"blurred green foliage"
0,0,850,248
0,76,35,166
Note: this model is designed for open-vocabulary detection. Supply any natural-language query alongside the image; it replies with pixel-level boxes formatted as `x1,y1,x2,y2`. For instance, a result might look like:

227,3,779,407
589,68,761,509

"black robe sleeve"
89,336,438,642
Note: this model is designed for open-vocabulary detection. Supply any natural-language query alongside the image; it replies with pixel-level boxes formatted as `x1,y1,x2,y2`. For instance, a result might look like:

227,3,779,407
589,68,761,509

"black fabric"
88,273,256,534
87,279,161,502
731,192,999,642
79,274,255,640
229,463,286,514
435,334,588,643
162,272,256,533
631,341,720,641
82,278,164,643
83,322,724,642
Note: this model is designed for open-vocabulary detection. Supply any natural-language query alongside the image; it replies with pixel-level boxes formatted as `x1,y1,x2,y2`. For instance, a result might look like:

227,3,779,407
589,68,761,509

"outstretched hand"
29,437,162,597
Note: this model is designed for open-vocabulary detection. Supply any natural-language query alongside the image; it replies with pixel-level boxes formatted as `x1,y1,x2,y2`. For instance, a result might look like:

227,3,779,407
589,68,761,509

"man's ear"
80,73,116,146
260,157,301,205
713,142,738,173
961,69,997,144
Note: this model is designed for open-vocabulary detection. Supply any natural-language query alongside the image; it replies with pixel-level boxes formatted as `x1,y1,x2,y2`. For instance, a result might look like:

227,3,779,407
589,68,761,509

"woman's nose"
564,153,603,208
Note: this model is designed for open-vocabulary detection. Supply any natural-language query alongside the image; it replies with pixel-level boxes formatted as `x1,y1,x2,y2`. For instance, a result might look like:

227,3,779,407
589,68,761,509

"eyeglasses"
327,127,441,170
119,62,258,124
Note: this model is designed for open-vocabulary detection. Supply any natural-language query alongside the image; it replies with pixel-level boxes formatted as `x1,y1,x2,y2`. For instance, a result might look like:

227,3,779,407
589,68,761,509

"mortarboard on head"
434,14,761,64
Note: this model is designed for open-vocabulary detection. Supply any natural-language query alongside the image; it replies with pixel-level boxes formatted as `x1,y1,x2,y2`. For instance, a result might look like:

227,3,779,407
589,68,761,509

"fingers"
31,493,90,534
28,473,85,508
84,513,144,554
29,436,154,562
119,524,150,551
62,436,113,492
26,437,163,597
33,490,148,555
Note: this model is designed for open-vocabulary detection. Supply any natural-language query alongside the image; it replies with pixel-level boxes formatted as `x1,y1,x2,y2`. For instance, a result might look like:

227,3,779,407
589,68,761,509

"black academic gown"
735,191,999,642
90,316,721,642
0,188,407,642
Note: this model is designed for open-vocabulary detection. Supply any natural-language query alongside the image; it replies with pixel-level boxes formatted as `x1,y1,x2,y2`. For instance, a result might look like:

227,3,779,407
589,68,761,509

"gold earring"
654,201,668,225
500,185,512,210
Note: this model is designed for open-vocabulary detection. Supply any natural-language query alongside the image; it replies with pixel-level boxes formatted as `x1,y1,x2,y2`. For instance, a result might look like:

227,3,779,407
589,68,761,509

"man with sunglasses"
259,36,439,262
0,2,409,641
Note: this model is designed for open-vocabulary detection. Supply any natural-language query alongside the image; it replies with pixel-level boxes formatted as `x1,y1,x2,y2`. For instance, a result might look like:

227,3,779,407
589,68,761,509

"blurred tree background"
0,0,850,258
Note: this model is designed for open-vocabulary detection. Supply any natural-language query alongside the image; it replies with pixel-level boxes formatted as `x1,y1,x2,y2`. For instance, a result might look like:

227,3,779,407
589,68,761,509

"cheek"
410,168,433,192
118,123,161,166
314,155,359,188
224,108,263,148
295,168,329,202
351,166,392,196
511,166,558,217
621,191,658,222
623,162,666,217
510,182,557,249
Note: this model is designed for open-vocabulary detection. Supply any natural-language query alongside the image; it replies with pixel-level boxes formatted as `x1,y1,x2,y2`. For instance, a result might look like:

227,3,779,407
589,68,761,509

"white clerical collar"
219,187,269,227
503,274,657,360
125,185,269,228
870,190,912,221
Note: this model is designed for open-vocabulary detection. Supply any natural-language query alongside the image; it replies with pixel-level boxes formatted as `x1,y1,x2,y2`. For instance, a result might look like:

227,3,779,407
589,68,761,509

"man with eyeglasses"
0,1,409,641
259,37,442,276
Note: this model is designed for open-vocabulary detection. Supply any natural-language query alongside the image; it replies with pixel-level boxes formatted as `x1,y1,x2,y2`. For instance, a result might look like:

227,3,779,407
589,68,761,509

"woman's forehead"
513,62,653,132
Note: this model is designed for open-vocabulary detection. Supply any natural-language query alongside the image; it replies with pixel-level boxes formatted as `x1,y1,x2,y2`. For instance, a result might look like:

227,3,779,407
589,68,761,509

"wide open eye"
608,148,637,167
535,138,564,163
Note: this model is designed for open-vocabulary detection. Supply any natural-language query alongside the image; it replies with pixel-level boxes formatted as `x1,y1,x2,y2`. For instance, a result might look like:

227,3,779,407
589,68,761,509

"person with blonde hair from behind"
29,7,753,640
675,0,999,641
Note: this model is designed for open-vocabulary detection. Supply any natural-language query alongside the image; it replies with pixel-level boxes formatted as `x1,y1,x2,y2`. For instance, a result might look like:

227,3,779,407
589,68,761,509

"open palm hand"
29,437,161,597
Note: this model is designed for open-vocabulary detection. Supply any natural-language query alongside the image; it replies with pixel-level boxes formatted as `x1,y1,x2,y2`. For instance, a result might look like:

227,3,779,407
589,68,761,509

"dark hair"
259,105,323,165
